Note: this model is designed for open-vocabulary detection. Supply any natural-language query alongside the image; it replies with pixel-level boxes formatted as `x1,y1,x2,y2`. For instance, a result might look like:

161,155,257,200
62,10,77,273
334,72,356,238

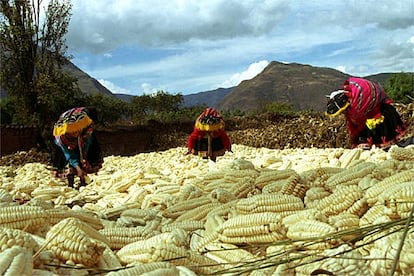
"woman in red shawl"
326,77,407,149
187,107,231,161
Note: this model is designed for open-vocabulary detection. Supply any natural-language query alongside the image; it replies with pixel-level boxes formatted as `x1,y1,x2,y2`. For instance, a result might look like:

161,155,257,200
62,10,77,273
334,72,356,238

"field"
0,104,413,275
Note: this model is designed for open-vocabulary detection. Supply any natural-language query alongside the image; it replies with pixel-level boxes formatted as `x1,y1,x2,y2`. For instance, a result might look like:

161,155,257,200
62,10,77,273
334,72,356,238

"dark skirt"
192,137,226,159
355,103,406,147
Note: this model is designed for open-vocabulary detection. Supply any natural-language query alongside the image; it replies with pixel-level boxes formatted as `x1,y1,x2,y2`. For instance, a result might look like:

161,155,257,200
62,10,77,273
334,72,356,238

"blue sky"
64,0,414,96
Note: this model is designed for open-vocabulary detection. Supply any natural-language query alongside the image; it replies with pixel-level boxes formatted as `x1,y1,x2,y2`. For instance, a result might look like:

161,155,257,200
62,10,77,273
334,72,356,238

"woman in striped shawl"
52,107,103,187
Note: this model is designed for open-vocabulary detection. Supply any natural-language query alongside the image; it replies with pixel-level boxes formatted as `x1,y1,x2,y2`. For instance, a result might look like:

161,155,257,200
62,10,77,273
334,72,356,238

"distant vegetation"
1,1,413,153
384,73,414,104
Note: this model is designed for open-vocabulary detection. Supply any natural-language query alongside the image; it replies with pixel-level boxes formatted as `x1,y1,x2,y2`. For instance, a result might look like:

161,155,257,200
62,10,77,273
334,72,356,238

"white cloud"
140,83,167,94
98,79,130,94
335,66,347,74
217,60,269,88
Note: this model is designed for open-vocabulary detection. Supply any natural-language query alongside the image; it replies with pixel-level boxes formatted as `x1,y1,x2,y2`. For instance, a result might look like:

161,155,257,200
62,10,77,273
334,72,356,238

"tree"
384,73,414,104
0,0,81,135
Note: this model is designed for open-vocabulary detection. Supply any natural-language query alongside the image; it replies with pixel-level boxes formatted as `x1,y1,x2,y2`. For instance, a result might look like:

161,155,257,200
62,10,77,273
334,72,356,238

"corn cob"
304,187,331,208
177,184,203,201
0,246,33,276
0,227,38,253
364,170,414,206
161,220,204,233
47,208,103,230
99,226,159,250
236,193,304,214
389,145,414,161
106,261,177,276
175,202,222,222
0,205,49,234
254,169,296,189
317,185,363,217
162,196,211,219
97,246,122,270
346,198,369,217
339,148,362,168
209,188,236,203
326,162,376,189
230,178,258,198
45,217,107,266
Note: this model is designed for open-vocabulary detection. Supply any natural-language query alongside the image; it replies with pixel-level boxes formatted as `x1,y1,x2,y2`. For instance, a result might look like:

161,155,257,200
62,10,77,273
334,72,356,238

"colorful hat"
195,108,225,131
325,90,350,117
53,107,93,136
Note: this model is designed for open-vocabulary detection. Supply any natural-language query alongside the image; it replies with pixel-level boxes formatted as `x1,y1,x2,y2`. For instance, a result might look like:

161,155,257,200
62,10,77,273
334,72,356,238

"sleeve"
187,128,199,150
217,130,231,150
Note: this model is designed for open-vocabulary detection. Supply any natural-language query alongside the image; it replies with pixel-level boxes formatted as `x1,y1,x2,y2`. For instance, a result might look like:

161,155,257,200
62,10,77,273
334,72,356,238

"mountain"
0,60,114,99
62,62,113,97
218,61,350,112
182,87,234,108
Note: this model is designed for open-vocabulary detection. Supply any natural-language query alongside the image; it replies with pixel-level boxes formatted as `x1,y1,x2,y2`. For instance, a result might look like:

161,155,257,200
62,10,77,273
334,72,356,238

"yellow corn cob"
219,231,285,244
106,261,177,276
230,178,257,198
0,246,33,276
204,242,258,267
346,198,369,217
379,181,414,202
0,189,13,205
140,193,172,210
236,193,304,214
254,169,296,189
100,202,142,220
99,226,159,250
116,230,188,264
46,208,103,230
0,205,49,234
209,188,236,203
224,169,259,181
161,220,204,233
301,167,345,188
326,162,376,189
45,218,107,266
279,174,307,199
304,187,331,208
162,196,212,219
315,244,372,276
328,213,360,241
339,148,362,168
215,212,286,244
287,219,336,240
175,202,222,222
359,205,395,226
389,145,414,161
317,185,363,216
0,227,38,253
97,246,122,270
282,208,327,227
364,170,414,206
177,184,203,201
205,214,226,233
204,179,234,192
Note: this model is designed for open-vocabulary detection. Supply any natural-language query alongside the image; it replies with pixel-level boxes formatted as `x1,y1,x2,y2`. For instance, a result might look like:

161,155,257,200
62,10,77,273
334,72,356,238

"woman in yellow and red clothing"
187,107,231,161
326,77,407,149
52,107,103,187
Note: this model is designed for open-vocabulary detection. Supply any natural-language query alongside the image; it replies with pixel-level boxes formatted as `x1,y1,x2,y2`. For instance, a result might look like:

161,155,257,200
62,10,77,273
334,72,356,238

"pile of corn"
0,144,413,275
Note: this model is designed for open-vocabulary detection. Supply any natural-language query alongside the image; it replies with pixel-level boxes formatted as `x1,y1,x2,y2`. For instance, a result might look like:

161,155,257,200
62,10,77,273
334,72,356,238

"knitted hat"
53,107,93,136
195,108,225,131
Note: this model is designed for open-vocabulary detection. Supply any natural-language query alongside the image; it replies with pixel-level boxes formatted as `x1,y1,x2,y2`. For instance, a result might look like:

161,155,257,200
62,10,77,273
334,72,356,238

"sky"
63,0,414,96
